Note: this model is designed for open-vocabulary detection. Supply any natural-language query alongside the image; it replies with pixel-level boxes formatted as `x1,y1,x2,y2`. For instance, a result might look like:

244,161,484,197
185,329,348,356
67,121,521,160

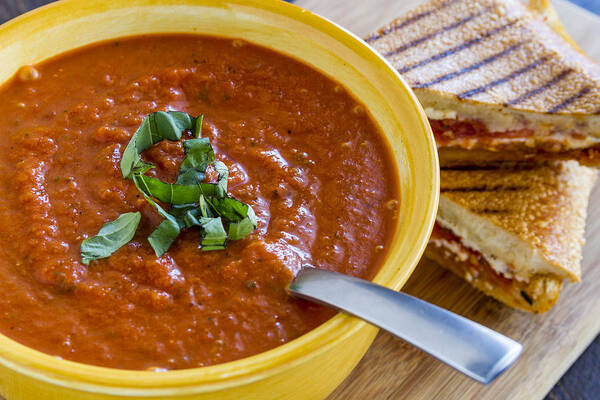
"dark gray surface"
546,335,600,400
0,1,599,399
0,0,51,21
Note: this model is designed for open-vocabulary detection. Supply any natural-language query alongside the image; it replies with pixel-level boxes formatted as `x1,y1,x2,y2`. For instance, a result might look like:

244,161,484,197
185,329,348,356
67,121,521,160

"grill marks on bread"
397,20,519,75
440,167,535,215
458,57,548,98
443,184,529,193
383,7,492,58
367,0,600,114
548,86,592,113
413,43,523,89
504,68,573,106
365,0,461,43
439,161,596,282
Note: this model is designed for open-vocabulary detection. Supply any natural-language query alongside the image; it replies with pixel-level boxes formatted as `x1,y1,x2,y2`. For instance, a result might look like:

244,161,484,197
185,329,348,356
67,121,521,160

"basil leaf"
134,174,199,204
168,196,217,231
80,212,141,265
182,210,201,229
175,207,203,229
228,206,257,240
207,197,254,222
197,183,222,197
155,111,194,138
120,137,154,179
193,114,203,138
168,203,197,219
199,217,227,251
214,160,228,196
107,111,257,259
198,194,212,218
176,137,214,185
120,111,195,179
205,196,256,240
148,218,180,257
137,191,181,257
168,205,198,229
134,174,222,204
175,170,206,186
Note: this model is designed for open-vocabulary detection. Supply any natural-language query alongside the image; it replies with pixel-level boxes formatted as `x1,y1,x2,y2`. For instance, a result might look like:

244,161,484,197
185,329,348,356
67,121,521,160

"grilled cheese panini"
426,161,596,313
367,0,600,166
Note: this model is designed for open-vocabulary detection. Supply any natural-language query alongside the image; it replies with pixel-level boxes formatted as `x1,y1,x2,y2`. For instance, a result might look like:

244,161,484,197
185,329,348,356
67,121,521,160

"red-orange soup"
0,35,399,370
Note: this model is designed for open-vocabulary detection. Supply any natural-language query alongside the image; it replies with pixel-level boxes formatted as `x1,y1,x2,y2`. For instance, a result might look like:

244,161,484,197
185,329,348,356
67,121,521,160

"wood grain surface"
1,1,600,400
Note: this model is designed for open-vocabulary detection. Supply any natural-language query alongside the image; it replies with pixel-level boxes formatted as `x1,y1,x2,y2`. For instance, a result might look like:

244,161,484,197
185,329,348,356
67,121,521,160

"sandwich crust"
438,161,596,282
366,0,600,116
425,240,561,313
367,0,600,161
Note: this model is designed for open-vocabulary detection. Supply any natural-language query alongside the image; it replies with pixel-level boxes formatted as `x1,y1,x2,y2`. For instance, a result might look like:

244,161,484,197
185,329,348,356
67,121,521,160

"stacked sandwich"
367,0,599,313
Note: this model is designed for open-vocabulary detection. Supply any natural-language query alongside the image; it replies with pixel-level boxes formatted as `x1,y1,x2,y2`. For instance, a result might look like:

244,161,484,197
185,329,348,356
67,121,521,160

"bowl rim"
0,0,439,394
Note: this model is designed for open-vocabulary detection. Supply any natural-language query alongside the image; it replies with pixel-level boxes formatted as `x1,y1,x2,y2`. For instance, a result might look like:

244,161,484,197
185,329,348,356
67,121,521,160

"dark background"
0,0,599,399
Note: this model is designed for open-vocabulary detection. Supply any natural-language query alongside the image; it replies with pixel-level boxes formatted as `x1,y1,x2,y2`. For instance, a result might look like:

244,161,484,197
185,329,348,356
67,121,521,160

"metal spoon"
289,267,522,384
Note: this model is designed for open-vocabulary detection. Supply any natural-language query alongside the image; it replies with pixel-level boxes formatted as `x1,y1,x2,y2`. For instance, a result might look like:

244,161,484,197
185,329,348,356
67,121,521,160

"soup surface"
0,35,399,370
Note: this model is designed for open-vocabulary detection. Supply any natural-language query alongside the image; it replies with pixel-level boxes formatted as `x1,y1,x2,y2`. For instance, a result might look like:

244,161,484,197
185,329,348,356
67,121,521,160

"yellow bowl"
0,0,439,398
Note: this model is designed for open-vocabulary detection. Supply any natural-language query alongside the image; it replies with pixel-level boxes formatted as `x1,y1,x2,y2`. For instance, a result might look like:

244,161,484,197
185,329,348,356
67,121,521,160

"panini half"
367,0,600,166
426,161,596,313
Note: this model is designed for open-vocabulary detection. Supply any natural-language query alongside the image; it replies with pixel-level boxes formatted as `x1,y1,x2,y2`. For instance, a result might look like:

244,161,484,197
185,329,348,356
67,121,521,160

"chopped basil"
214,160,229,195
207,197,257,240
80,212,141,265
207,197,255,222
136,189,181,258
134,174,200,204
228,214,257,241
199,217,228,250
81,111,257,264
149,218,181,257
169,203,197,218
181,209,202,229
197,194,213,219
120,111,196,179
133,174,224,204
176,137,215,185
193,115,203,139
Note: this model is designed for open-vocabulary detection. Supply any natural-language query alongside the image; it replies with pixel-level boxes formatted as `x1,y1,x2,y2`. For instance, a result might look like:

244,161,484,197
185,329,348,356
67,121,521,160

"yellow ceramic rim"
0,0,439,395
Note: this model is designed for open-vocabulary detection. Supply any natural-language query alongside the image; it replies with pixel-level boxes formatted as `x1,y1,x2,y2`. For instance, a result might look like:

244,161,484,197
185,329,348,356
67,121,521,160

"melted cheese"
435,218,529,282
425,106,600,150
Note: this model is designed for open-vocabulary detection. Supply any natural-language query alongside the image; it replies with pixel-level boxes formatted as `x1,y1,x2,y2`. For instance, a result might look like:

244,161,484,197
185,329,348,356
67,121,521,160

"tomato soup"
0,36,399,370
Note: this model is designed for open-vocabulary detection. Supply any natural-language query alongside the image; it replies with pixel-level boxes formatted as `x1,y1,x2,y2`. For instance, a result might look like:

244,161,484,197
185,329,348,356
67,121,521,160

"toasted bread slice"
426,161,595,312
366,0,600,165
437,161,595,283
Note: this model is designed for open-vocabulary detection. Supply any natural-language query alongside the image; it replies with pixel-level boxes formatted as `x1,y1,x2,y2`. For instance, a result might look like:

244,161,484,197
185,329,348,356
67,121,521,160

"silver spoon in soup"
289,265,522,385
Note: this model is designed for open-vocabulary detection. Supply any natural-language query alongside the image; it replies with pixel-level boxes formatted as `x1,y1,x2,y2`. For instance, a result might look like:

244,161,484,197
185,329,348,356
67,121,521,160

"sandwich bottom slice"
427,225,563,313
426,161,597,313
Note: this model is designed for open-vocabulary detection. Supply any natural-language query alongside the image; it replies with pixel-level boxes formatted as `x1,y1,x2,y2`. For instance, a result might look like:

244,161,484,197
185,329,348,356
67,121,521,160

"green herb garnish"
141,192,181,257
80,212,141,265
80,111,257,263
120,111,196,179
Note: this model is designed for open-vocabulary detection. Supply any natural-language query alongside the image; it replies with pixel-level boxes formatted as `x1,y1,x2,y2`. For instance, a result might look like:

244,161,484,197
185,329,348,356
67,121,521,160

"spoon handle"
289,268,522,384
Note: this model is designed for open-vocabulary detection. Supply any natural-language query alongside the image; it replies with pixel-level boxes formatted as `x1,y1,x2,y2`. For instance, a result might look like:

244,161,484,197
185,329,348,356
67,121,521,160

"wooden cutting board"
291,1,600,399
